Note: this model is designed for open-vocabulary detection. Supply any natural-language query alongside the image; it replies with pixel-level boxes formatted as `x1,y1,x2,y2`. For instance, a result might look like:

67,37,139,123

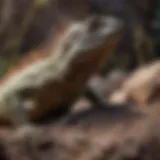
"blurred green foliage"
0,56,22,77
34,0,49,8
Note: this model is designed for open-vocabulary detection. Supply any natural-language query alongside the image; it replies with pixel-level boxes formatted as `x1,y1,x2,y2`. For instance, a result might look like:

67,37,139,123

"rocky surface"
0,105,160,160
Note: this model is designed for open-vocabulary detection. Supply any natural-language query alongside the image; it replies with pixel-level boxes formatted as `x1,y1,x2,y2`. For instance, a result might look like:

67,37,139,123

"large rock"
109,60,160,107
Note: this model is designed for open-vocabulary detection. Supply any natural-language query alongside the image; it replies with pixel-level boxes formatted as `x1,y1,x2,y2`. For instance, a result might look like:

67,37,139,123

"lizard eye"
88,17,105,33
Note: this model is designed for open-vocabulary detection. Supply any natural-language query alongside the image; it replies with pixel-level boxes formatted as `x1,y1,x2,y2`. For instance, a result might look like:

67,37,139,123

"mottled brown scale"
28,31,123,121
0,18,123,122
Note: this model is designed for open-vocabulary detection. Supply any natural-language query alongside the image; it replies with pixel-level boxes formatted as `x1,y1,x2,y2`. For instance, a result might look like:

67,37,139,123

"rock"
0,105,160,160
109,60,160,107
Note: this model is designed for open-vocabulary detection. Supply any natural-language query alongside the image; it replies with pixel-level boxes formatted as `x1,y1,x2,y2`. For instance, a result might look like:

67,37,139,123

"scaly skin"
0,15,123,125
